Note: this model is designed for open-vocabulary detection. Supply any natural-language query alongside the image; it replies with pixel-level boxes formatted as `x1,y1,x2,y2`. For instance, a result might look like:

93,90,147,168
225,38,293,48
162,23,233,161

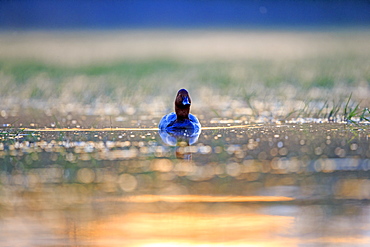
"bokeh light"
1,1,370,246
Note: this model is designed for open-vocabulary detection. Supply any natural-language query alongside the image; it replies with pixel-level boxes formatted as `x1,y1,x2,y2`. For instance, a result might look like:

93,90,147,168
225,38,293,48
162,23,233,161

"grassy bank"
0,30,369,125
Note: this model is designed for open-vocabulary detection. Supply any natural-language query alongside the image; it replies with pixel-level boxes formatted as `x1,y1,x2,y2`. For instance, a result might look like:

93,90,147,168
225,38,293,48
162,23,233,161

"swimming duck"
158,89,201,131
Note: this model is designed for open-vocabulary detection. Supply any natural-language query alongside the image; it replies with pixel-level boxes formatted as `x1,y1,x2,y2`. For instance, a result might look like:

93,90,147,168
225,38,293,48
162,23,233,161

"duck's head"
175,89,191,120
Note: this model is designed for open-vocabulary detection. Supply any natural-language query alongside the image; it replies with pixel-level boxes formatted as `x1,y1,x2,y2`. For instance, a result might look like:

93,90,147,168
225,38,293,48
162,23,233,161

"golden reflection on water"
88,212,295,247
2,204,370,247
114,195,294,203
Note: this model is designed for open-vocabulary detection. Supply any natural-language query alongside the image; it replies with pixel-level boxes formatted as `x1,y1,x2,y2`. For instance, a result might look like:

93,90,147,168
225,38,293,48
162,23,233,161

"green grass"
1,55,368,95
0,53,369,123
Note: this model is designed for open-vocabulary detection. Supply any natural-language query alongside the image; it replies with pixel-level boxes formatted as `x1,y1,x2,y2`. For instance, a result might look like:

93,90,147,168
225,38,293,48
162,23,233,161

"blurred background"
1,1,370,247
0,0,369,127
1,0,369,29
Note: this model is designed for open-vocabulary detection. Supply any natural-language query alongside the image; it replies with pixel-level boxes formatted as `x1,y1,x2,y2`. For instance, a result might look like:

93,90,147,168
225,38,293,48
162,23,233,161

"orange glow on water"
88,212,295,247
117,195,294,203
306,237,370,244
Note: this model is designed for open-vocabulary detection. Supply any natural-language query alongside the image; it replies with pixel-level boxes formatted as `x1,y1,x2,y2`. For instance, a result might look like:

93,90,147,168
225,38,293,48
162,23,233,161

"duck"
158,89,201,132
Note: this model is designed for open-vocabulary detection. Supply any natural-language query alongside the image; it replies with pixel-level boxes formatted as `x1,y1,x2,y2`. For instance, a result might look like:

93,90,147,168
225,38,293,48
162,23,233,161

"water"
1,123,370,246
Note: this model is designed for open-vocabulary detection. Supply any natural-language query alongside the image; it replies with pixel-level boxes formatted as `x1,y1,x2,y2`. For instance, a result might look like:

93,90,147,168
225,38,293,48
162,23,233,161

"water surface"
1,123,370,246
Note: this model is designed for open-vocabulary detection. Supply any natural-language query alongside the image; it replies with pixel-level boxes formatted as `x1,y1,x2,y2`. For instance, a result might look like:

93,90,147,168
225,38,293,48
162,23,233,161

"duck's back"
189,114,200,125
158,112,177,129
159,112,201,130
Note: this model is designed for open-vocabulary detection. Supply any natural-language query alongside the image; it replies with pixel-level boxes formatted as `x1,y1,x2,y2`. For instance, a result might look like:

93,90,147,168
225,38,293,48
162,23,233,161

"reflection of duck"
159,128,200,159
159,128,200,146
159,89,201,131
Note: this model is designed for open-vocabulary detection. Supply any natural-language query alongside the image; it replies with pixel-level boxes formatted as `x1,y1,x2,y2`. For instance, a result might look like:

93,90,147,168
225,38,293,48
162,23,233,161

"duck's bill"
182,96,190,105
